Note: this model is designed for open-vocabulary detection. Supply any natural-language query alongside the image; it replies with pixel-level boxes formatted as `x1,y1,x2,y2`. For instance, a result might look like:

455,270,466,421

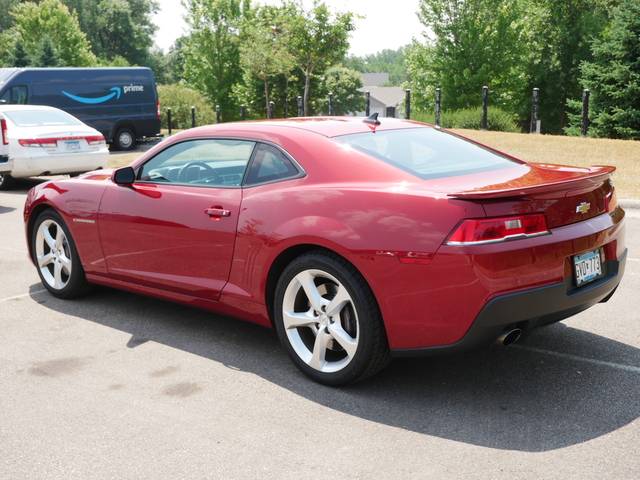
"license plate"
65,140,80,151
573,249,603,286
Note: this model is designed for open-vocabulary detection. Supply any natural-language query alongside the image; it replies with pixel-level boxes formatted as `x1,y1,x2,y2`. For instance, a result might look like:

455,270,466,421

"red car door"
97,138,254,301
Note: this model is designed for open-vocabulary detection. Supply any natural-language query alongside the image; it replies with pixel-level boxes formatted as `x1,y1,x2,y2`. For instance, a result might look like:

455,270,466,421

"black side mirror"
112,166,135,185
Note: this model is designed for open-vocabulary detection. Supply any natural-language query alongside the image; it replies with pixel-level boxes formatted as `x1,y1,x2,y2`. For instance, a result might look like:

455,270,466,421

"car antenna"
363,112,381,126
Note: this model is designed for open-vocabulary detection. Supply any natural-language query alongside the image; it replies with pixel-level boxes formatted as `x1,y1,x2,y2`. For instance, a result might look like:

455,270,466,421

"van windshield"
4,110,82,127
333,127,519,180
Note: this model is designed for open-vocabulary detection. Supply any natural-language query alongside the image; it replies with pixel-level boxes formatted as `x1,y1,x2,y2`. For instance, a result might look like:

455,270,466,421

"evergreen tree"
33,35,66,67
9,37,30,67
577,0,640,140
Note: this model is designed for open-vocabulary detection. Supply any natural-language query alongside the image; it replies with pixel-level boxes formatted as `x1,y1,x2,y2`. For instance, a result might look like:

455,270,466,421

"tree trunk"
303,70,311,116
264,79,270,117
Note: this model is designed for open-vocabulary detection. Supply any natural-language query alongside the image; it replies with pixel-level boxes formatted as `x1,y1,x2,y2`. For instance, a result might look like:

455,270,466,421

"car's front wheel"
31,209,93,299
274,251,390,386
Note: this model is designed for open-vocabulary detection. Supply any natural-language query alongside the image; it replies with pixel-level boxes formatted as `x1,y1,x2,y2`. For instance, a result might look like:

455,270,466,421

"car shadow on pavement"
30,283,640,453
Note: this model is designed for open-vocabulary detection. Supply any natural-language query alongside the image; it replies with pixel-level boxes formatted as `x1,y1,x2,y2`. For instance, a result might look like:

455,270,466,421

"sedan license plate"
65,140,80,151
574,249,603,286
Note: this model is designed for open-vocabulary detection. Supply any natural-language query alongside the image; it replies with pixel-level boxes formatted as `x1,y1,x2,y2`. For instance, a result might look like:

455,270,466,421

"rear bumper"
391,249,627,357
0,155,12,174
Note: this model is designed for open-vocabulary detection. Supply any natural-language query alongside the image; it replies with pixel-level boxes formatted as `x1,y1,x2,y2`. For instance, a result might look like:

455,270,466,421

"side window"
245,143,300,185
138,139,255,187
0,86,28,105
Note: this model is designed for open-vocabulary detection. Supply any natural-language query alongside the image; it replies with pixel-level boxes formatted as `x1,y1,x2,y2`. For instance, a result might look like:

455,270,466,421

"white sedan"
0,105,108,190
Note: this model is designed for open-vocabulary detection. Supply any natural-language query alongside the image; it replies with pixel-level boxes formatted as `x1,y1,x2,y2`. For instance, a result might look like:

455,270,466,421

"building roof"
359,86,405,108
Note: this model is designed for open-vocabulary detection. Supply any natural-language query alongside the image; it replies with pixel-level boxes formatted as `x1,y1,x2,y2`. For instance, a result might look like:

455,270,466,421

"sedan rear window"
4,110,81,127
334,127,519,180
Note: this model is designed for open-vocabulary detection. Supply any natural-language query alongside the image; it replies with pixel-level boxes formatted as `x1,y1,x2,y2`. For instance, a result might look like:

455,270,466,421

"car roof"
180,117,434,139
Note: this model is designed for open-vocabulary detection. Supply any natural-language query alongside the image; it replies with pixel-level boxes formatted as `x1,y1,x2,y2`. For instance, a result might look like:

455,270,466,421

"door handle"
205,207,231,218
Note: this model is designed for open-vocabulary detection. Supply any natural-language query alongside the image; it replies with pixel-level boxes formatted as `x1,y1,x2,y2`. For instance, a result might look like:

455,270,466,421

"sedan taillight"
1,119,8,145
446,214,550,246
19,138,58,148
18,135,105,148
86,135,106,145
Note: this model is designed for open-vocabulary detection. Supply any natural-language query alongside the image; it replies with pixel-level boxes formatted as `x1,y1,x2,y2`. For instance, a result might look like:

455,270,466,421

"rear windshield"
4,109,81,127
334,127,519,180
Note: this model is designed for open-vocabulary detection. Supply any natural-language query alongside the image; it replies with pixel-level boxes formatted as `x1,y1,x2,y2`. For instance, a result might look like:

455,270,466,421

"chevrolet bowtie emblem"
576,202,591,214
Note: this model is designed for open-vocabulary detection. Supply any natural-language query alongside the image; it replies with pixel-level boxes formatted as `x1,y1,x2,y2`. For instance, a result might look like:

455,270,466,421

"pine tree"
579,0,640,140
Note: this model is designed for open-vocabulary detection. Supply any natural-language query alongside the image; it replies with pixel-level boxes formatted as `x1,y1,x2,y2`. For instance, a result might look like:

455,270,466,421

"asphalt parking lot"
1,178,639,479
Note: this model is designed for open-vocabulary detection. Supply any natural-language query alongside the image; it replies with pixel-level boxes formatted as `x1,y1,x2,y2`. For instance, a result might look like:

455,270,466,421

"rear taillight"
19,138,57,148
446,214,550,246
1,118,8,145
606,188,618,213
156,100,161,119
86,135,106,145
18,135,105,148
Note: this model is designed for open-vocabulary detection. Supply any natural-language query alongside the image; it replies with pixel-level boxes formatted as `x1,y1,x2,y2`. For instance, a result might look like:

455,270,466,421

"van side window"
0,86,28,104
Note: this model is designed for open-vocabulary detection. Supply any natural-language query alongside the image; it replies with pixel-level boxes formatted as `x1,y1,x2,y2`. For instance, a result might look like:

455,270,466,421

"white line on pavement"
517,345,640,374
0,290,48,303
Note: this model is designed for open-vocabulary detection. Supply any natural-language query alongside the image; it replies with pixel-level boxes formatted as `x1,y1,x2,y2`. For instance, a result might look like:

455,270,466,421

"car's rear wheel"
31,209,93,299
274,251,390,386
0,174,16,191
114,127,135,151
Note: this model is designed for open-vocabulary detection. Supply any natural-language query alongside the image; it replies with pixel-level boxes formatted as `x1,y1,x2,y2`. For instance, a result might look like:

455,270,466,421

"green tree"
10,0,97,67
158,83,217,129
524,0,617,133
288,0,355,115
572,0,640,139
33,34,66,67
317,64,364,115
62,0,158,65
344,47,408,86
8,37,30,67
409,0,528,114
238,5,295,114
182,0,250,120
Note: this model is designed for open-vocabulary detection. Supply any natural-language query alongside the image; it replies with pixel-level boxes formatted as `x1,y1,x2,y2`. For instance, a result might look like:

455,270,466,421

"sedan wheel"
32,210,92,299
275,251,390,386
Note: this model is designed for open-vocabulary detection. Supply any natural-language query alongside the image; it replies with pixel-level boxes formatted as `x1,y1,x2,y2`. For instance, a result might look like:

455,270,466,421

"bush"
412,106,520,132
158,83,217,130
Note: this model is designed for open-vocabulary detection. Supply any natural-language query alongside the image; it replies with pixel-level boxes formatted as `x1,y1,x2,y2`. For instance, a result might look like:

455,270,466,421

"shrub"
412,106,520,132
158,83,217,130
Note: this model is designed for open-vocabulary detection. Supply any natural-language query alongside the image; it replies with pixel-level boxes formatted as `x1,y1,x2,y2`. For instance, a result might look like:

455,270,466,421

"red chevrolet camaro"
23,117,627,385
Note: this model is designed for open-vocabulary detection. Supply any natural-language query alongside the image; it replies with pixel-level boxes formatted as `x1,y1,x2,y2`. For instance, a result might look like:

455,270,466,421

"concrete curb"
620,199,640,211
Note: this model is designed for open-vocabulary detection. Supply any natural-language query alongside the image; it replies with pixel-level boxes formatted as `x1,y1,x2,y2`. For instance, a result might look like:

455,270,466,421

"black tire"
274,250,391,386
114,127,136,151
31,209,93,299
0,174,16,191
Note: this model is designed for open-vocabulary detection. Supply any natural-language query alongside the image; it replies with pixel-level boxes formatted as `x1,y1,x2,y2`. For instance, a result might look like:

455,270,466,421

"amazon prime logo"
62,84,144,105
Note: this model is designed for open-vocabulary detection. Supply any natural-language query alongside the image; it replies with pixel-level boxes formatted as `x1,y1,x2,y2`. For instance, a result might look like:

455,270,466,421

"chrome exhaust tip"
495,328,522,346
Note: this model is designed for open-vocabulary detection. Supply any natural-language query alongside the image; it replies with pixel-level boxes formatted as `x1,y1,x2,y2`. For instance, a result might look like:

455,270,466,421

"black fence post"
365,91,370,117
241,104,246,121
216,105,220,124
405,89,411,120
191,106,196,128
269,101,275,119
167,108,172,135
531,88,539,134
581,89,590,138
297,96,303,117
482,86,488,131
435,88,441,127
328,92,334,116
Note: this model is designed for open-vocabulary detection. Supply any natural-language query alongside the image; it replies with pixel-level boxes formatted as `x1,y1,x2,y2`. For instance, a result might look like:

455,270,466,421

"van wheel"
114,128,135,151
0,174,16,191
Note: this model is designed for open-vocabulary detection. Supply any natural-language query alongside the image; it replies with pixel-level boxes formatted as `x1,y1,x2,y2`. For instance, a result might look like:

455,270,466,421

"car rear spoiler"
447,166,616,199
